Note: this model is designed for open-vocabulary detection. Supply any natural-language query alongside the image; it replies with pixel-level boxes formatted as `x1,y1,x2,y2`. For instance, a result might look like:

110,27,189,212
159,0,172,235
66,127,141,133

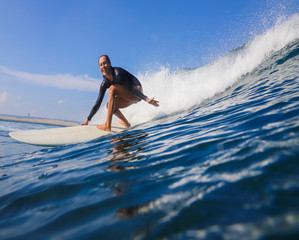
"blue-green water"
1,16,299,240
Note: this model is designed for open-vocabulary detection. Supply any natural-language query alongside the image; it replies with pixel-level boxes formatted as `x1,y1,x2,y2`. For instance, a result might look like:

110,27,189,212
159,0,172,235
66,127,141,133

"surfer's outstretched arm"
146,97,159,107
81,80,108,126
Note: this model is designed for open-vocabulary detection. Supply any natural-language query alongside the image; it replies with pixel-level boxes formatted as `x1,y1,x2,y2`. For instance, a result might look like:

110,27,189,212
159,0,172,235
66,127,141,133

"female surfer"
81,55,159,131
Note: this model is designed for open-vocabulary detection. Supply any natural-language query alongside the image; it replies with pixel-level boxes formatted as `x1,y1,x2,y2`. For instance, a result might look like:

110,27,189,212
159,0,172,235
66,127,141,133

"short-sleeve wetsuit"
87,67,148,121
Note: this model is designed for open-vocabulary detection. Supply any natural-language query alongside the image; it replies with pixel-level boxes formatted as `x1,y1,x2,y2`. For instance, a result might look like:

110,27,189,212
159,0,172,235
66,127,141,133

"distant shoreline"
0,115,79,126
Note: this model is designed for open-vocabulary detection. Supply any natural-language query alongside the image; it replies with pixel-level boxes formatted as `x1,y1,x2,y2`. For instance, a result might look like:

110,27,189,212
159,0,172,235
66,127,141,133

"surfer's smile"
99,57,111,77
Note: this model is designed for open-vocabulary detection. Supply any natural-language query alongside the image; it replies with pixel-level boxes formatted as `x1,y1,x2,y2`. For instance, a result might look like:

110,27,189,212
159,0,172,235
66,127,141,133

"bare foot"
118,120,131,128
97,124,111,132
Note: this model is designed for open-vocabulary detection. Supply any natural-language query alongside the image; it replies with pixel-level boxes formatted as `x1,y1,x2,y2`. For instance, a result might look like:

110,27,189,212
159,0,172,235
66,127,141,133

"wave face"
118,14,299,124
0,15,299,240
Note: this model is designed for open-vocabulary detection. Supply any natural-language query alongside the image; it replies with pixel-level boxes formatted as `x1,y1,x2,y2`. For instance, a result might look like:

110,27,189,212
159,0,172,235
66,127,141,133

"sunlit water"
1,15,299,240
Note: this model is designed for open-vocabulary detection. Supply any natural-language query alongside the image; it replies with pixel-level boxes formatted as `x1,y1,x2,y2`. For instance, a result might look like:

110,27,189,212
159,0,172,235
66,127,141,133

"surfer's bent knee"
109,85,116,94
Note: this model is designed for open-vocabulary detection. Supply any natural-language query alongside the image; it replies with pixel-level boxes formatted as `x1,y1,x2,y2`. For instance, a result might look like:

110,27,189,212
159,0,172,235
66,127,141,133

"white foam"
93,14,299,125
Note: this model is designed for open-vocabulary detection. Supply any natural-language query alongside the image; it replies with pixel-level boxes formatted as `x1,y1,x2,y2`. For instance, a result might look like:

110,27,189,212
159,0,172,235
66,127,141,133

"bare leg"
114,109,131,127
97,85,116,131
97,85,140,131
103,103,131,127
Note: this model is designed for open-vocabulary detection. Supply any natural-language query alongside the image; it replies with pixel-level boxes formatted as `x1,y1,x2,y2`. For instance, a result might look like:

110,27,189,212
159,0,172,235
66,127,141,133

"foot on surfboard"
97,124,111,132
118,120,131,128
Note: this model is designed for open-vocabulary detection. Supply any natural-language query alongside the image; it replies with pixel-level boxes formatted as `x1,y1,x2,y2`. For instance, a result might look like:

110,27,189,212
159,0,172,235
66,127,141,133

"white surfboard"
9,124,127,146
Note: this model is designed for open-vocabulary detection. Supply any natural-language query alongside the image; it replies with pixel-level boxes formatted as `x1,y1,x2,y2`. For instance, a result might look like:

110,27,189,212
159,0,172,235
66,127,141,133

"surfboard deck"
9,124,127,146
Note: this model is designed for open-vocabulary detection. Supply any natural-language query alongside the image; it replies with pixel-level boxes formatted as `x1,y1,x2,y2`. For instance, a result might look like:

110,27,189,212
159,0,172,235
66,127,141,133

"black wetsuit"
87,67,148,121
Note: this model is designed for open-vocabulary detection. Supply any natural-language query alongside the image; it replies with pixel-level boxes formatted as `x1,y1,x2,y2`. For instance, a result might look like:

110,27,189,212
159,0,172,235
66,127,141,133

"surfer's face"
99,56,111,77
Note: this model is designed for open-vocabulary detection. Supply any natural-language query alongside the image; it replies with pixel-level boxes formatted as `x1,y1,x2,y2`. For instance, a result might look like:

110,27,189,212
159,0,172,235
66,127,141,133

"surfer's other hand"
81,119,89,126
146,97,159,107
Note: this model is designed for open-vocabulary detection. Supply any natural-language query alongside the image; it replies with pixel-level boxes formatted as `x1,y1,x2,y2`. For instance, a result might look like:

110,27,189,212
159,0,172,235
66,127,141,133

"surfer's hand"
146,97,159,107
81,119,89,126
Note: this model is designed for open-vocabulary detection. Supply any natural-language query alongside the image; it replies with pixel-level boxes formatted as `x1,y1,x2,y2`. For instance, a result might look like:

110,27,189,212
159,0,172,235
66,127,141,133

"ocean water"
1,15,299,240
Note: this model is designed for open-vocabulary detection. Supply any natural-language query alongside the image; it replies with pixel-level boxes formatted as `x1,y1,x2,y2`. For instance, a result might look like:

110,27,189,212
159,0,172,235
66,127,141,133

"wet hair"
99,55,111,64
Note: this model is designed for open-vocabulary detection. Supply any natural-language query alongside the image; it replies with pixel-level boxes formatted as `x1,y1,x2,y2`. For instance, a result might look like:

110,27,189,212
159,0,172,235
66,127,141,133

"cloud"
0,66,99,92
58,100,64,104
0,92,8,104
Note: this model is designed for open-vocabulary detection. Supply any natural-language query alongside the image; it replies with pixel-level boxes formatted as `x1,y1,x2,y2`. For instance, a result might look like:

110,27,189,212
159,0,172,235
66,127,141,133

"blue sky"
0,0,297,121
